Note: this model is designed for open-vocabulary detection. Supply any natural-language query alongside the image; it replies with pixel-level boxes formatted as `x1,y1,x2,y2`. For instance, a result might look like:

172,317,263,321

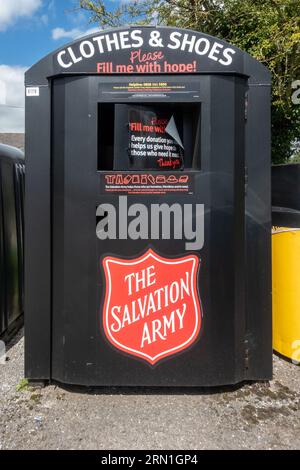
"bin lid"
0,143,24,162
25,26,271,86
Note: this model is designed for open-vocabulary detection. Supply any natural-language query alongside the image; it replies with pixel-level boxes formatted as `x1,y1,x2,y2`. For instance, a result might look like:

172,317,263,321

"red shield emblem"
102,249,202,365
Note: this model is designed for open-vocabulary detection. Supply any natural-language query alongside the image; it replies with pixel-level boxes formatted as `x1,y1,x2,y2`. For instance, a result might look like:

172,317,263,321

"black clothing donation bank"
25,26,272,386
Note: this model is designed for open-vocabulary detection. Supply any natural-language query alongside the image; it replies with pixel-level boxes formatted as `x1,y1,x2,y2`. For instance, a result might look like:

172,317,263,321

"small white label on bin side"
26,87,39,97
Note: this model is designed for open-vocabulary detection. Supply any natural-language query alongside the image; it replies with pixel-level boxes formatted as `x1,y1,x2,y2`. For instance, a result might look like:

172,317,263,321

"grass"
16,378,29,392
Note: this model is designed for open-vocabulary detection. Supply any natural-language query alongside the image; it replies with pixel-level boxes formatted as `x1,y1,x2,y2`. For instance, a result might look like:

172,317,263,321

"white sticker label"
26,87,39,97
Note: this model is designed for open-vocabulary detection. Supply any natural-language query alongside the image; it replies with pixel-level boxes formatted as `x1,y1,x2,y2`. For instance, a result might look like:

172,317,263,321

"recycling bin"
25,26,272,386
272,163,300,362
0,144,25,340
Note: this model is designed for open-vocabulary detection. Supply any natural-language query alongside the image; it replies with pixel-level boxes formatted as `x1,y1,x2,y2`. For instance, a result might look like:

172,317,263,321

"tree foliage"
79,0,300,163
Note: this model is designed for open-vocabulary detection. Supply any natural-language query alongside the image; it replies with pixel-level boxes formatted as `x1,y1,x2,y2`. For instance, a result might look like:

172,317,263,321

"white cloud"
0,0,42,32
0,65,27,132
52,26,101,41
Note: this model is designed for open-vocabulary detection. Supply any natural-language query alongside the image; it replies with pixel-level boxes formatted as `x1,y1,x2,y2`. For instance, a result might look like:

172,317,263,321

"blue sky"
0,0,116,67
0,0,118,131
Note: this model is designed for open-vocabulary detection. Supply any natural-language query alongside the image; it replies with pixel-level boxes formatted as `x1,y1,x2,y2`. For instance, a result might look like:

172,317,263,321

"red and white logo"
102,248,202,365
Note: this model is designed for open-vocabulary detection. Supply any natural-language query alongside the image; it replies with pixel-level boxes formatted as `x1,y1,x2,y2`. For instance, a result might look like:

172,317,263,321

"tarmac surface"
0,329,299,450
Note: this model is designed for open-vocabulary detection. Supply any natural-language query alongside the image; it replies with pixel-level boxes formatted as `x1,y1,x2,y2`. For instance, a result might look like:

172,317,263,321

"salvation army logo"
102,249,202,365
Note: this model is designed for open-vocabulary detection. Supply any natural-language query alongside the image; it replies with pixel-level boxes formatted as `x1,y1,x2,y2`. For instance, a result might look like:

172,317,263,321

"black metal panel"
244,84,272,380
25,26,272,386
49,74,249,386
24,86,51,379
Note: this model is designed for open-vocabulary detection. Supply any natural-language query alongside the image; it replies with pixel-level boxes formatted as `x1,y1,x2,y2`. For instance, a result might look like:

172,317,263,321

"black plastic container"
272,163,300,227
0,144,25,340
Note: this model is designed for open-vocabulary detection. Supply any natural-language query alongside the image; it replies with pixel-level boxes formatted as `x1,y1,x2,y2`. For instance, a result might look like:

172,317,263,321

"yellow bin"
272,227,300,363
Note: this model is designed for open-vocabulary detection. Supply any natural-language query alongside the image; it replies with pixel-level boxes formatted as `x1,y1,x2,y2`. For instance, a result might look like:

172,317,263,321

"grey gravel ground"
0,134,24,151
0,328,299,450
